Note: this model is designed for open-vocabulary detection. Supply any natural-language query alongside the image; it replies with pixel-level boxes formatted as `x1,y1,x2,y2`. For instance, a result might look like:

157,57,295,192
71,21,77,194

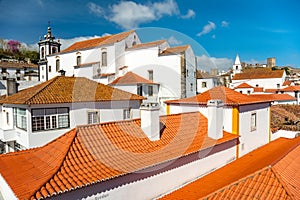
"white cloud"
197,55,233,72
87,0,179,29
211,34,216,39
181,9,195,19
221,21,229,27
167,36,182,45
197,21,216,37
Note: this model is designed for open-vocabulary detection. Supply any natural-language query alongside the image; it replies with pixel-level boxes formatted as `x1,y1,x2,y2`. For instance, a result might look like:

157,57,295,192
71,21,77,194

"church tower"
38,23,61,81
232,54,242,75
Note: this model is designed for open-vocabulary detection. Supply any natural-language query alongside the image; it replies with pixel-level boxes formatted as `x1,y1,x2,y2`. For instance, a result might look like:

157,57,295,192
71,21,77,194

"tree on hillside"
7,40,21,53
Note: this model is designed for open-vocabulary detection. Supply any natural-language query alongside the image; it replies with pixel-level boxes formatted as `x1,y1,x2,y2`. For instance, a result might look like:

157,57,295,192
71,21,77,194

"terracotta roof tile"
0,76,143,105
232,69,285,80
0,112,238,199
253,87,264,92
0,61,38,69
165,86,272,106
281,85,300,92
283,80,292,86
235,82,253,89
161,136,300,199
126,40,166,50
60,30,134,53
110,72,158,85
249,94,296,102
159,45,189,56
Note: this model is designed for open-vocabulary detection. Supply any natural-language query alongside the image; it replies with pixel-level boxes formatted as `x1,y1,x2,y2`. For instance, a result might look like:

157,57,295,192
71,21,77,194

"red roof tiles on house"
282,85,300,92
60,30,134,53
0,112,238,199
232,69,285,80
161,136,300,200
110,72,158,85
0,76,143,105
0,61,38,69
165,86,272,106
283,80,292,86
234,82,253,89
159,45,189,56
126,40,166,50
253,87,264,92
250,94,296,102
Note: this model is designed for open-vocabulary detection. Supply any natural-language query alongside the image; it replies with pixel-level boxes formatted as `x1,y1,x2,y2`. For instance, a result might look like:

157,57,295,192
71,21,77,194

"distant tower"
232,54,242,74
267,57,276,68
38,22,61,81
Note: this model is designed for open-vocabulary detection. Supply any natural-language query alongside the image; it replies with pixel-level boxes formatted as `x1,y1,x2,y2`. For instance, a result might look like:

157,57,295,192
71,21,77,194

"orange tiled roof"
282,85,300,92
61,30,134,53
250,94,296,102
126,40,166,50
0,112,238,199
110,71,158,85
283,80,292,86
160,45,189,56
165,86,272,106
0,61,38,69
0,76,143,105
253,87,264,92
232,69,285,80
161,136,300,200
234,82,253,89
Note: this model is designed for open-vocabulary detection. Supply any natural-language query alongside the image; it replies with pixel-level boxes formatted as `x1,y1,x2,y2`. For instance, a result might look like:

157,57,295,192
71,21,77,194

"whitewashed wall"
197,78,217,94
184,46,197,98
231,77,285,89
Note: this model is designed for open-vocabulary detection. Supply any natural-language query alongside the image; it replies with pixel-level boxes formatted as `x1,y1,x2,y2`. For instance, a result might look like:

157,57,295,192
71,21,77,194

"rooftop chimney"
7,78,19,96
140,102,160,141
58,69,66,76
207,100,224,139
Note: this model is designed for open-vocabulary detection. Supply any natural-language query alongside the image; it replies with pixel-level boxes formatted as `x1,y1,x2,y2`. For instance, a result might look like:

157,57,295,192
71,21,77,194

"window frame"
13,108,27,131
101,51,107,66
202,81,207,88
251,112,257,131
87,111,99,124
123,108,131,120
56,59,60,72
148,70,153,81
148,85,153,96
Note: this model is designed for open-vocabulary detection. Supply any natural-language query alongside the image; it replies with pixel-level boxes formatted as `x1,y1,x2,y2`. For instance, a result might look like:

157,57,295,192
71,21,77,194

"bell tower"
232,54,242,75
38,22,61,81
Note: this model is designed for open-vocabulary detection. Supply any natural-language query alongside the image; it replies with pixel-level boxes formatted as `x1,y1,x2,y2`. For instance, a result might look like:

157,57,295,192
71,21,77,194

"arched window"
56,59,60,71
41,47,45,59
52,47,56,54
77,56,81,66
102,51,107,66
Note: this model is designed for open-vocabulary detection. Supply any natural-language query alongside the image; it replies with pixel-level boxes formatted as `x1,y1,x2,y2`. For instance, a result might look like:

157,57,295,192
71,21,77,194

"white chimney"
140,102,160,141
207,100,224,139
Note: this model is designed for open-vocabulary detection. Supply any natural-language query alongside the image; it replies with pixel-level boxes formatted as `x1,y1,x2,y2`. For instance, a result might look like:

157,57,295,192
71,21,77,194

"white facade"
0,100,141,153
231,76,286,89
197,77,217,94
113,84,159,102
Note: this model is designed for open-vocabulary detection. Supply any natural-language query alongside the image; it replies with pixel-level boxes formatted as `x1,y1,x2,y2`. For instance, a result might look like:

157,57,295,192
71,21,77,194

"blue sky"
1,0,299,70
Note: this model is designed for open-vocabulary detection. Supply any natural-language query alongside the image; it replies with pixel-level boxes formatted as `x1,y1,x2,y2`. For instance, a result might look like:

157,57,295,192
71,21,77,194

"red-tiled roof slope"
0,112,238,199
160,45,189,56
250,94,296,102
235,82,253,89
0,129,77,200
0,61,38,69
61,30,134,53
253,87,264,92
165,86,272,106
161,136,300,200
0,76,143,105
283,80,292,86
232,69,285,80
110,71,158,85
282,85,300,92
126,40,166,50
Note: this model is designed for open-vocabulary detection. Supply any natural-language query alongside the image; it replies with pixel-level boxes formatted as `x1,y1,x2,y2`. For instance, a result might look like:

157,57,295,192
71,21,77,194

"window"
13,108,27,131
123,108,131,120
277,84,280,89
148,85,153,96
187,70,189,77
32,108,69,132
256,84,259,87
190,83,193,91
137,85,143,96
56,59,60,71
41,47,45,58
102,52,107,66
148,70,153,81
77,56,81,66
14,142,23,152
49,65,51,72
52,47,56,54
251,113,257,131
202,82,207,88
6,112,9,125
247,90,251,94
88,111,99,124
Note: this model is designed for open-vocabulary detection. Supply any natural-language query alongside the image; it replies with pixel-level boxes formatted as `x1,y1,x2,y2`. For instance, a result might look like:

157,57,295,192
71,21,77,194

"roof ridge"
270,167,296,199
30,129,78,199
25,76,60,105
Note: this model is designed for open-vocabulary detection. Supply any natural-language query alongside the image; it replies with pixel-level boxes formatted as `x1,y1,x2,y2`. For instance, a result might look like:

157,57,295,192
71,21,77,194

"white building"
0,103,239,200
232,54,242,75
0,76,143,153
196,70,218,94
231,68,286,89
165,86,272,157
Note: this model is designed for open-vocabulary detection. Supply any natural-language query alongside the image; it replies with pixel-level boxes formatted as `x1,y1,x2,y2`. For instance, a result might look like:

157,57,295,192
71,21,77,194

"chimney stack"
140,102,160,141
207,100,224,139
7,78,19,96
